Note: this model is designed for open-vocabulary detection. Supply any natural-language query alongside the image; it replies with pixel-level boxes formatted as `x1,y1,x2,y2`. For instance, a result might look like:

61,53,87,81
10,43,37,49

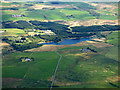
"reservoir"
40,38,91,45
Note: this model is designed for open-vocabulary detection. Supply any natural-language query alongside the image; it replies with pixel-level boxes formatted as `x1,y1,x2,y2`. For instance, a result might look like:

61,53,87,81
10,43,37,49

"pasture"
60,9,89,15
105,46,118,61
54,46,119,88
2,42,119,88
2,5,96,21
99,15,118,20
106,31,119,46
2,28,25,36
2,1,119,88
3,51,59,80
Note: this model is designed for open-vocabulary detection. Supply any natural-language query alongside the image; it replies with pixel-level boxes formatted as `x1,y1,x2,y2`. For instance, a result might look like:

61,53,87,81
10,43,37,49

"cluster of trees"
3,20,119,51
2,46,14,55
24,4,34,6
2,21,70,37
50,1,61,4
68,33,95,39
26,8,35,11
88,10,100,19
1,7,19,10
2,20,33,29
38,35,62,43
11,42,42,51
72,25,119,32
29,20,70,36
2,36,42,51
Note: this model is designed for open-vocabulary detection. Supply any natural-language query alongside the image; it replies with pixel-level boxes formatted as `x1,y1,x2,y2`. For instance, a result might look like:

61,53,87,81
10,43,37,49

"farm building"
44,30,55,35
11,15,26,17
0,31,4,33
80,48,90,52
20,57,34,62
12,15,22,17
80,47,97,53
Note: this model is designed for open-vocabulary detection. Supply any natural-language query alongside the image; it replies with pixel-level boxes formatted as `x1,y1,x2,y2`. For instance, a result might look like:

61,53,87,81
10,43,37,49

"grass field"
2,28,25,36
1,1,118,22
2,10,31,21
2,7,96,21
26,9,68,20
2,43,119,88
99,15,118,20
54,46,119,88
105,46,118,61
106,31,119,46
105,31,119,62
2,1,119,88
60,9,89,15
3,51,59,80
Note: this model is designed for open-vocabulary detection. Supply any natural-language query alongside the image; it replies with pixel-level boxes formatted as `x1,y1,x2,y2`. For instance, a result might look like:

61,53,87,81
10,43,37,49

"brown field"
55,19,118,27
91,38,106,42
30,5,51,9
1,42,10,46
54,80,98,86
97,19,118,25
106,75,120,83
48,76,53,81
88,2,118,12
30,4,71,10
25,41,113,52
0,4,20,8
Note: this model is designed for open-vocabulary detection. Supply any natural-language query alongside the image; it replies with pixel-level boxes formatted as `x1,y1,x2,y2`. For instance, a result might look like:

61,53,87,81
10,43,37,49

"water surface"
41,38,91,45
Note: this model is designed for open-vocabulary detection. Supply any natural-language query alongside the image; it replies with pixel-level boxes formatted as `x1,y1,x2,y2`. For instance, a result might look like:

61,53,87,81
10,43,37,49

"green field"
1,1,118,21
2,52,59,88
106,31,119,46
60,9,89,15
2,10,32,21
26,9,96,21
105,46,118,61
2,51,60,88
54,46,119,88
105,31,119,62
100,15,118,20
2,42,119,88
26,9,68,20
1,3,96,21
2,1,119,88
2,28,25,36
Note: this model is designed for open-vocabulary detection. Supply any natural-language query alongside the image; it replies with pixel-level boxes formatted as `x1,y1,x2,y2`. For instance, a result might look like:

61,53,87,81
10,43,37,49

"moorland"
1,1,120,89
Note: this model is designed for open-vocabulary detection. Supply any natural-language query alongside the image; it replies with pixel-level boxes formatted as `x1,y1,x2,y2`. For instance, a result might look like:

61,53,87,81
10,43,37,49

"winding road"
50,51,62,90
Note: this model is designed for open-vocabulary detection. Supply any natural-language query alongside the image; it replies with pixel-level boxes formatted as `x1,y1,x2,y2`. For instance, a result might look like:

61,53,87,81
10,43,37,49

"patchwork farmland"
1,1,119,89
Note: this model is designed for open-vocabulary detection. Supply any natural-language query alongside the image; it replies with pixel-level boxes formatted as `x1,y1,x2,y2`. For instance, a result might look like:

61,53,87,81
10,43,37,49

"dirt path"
50,51,62,90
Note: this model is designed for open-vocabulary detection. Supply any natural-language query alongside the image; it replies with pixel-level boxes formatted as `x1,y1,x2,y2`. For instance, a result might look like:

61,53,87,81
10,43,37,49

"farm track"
50,51,62,90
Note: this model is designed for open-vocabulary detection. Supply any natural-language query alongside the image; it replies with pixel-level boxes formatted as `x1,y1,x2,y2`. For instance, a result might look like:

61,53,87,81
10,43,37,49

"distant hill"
2,0,119,2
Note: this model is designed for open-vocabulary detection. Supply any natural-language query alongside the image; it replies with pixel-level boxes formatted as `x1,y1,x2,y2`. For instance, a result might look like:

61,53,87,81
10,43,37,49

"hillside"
1,1,119,89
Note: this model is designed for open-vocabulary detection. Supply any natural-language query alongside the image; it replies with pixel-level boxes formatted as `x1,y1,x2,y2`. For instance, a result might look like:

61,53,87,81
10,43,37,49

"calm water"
40,38,91,45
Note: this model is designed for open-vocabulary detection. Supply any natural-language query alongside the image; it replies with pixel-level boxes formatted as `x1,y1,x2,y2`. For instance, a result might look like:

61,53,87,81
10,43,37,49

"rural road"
50,51,62,90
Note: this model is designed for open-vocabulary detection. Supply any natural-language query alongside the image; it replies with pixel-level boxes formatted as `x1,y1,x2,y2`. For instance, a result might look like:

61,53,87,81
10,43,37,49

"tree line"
71,25,119,32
